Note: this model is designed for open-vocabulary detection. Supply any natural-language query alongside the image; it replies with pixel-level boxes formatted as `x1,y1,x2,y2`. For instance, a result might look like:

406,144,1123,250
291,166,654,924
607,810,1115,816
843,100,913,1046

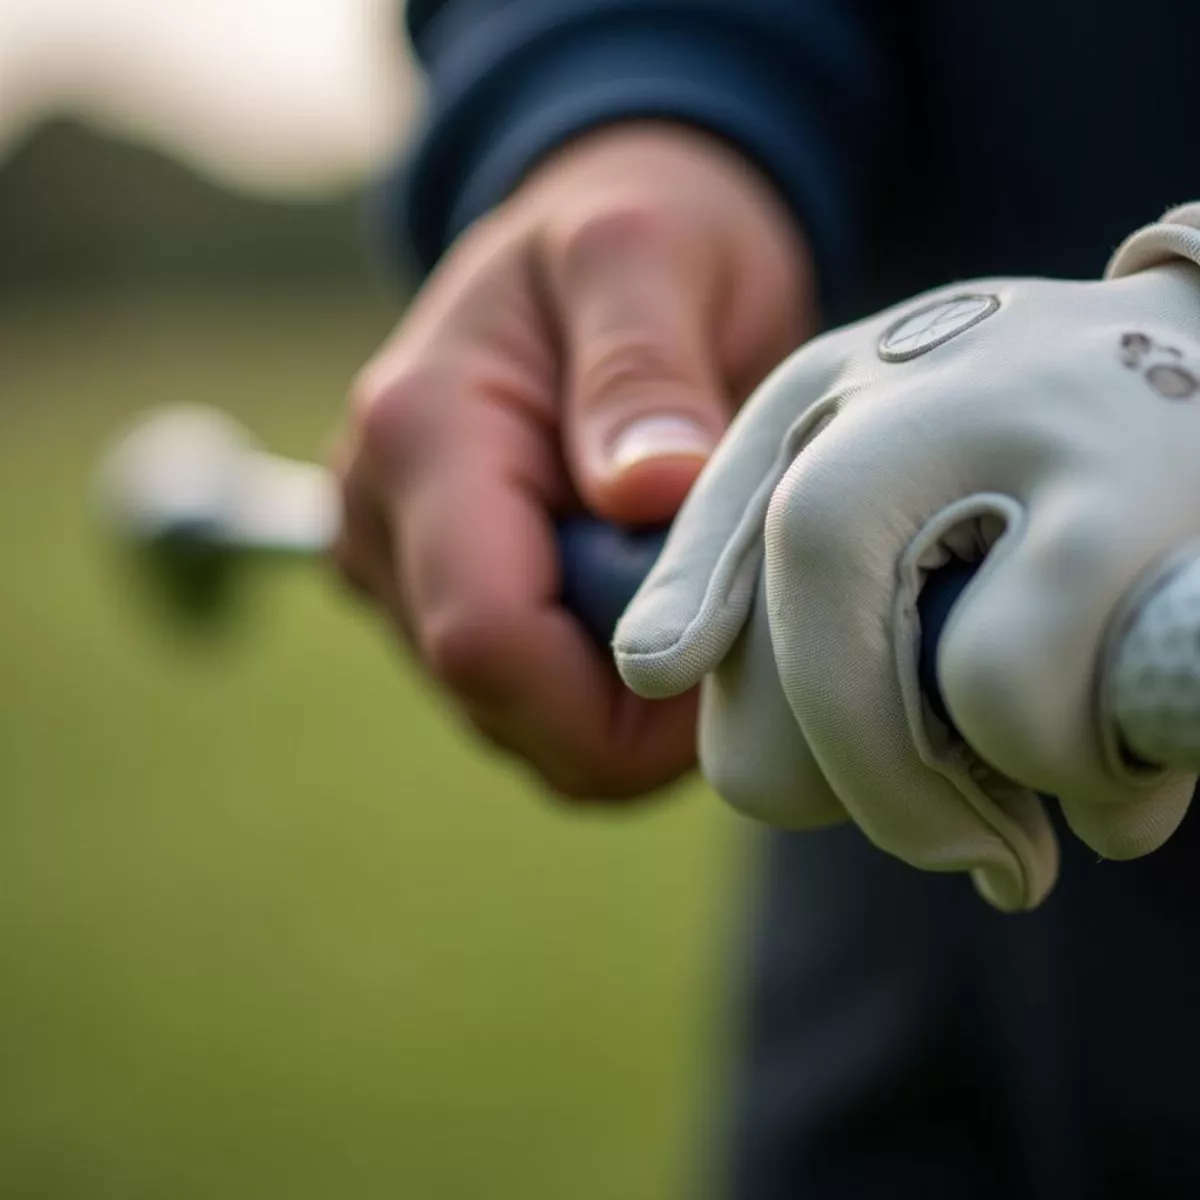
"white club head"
99,404,255,546
97,403,338,553
96,404,339,623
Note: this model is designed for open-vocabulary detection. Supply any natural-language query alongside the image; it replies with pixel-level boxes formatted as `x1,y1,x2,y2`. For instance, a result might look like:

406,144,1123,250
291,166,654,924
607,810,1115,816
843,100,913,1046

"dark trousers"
724,797,1200,1198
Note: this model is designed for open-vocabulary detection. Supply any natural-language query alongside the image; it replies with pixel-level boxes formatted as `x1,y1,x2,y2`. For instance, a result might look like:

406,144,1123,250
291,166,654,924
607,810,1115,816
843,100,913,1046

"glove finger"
937,476,1199,860
1057,787,1194,863
614,333,847,699
764,423,1058,911
699,571,845,829
939,478,1183,800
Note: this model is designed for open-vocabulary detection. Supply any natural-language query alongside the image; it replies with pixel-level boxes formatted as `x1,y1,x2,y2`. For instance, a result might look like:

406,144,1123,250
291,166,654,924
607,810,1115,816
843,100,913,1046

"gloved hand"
614,204,1200,912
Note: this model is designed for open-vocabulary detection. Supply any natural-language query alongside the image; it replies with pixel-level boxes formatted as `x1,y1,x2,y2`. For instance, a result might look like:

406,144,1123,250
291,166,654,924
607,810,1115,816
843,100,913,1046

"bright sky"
0,0,421,194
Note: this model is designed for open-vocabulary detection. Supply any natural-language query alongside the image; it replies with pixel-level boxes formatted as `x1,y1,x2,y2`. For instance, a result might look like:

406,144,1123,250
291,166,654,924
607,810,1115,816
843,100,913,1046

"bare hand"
334,121,816,799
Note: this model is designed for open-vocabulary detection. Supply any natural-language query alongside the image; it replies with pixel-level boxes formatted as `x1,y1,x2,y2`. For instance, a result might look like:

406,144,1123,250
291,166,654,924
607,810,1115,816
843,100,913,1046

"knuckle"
576,336,693,400
349,363,451,467
551,201,674,280
765,465,840,565
763,415,859,570
938,598,1063,785
419,606,512,698
941,623,1016,712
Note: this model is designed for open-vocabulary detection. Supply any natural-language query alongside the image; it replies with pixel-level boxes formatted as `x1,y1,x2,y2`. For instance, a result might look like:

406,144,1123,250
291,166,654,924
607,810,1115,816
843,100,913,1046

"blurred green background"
0,115,746,1197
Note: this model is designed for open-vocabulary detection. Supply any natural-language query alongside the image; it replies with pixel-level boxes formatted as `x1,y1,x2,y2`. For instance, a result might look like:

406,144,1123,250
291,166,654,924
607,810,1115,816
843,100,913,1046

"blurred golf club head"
95,403,337,629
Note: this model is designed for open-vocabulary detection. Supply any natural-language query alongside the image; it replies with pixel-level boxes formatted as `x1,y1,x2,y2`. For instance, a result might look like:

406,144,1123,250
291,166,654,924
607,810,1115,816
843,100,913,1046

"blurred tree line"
0,120,395,293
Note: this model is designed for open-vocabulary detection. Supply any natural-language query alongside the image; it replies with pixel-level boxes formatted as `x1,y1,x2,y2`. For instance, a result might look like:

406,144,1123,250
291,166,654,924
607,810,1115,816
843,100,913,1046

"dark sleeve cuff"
383,4,892,320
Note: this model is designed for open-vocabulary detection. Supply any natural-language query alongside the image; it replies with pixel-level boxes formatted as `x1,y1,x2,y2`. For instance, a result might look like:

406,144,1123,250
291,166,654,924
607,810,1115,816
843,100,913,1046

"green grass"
0,288,744,1199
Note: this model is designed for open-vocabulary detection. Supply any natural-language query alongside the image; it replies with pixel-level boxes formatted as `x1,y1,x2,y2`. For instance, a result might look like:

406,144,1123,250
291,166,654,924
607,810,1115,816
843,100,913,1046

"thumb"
549,209,729,526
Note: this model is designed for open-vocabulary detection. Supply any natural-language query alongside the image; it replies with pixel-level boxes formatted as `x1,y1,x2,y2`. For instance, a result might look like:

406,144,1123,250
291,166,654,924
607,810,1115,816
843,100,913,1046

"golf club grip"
556,517,972,733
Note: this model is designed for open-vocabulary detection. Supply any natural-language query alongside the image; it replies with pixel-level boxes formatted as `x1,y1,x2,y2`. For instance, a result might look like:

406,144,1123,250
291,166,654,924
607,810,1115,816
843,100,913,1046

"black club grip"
556,516,975,734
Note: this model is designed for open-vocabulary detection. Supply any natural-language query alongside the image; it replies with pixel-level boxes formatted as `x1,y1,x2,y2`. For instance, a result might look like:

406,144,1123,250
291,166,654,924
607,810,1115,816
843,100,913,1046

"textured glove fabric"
615,205,1200,912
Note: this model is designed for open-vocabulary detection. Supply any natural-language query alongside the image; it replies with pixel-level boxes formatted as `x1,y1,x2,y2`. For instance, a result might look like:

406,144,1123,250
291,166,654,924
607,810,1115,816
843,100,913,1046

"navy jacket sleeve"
383,0,899,313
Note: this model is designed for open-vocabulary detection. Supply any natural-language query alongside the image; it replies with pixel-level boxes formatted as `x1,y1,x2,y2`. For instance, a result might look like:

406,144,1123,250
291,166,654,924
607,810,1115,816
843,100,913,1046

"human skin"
332,121,816,799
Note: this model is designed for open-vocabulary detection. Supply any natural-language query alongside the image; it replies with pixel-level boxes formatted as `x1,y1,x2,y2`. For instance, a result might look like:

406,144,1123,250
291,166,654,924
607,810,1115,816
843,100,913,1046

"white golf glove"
614,204,1200,912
